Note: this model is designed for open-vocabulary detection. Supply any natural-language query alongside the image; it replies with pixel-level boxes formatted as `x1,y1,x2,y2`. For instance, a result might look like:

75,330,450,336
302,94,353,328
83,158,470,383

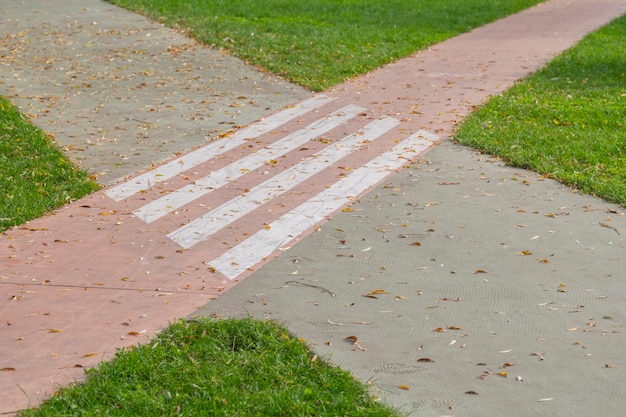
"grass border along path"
20,318,400,417
454,13,626,206
107,0,545,92
0,97,98,233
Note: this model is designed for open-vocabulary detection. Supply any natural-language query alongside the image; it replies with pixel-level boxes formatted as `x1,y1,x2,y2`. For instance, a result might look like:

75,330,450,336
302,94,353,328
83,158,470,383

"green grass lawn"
20,318,400,417
107,0,544,91
0,97,98,233
454,13,626,206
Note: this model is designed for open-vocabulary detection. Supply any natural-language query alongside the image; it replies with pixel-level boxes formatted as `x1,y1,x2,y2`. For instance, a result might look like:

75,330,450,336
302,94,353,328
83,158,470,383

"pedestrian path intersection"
106,94,439,281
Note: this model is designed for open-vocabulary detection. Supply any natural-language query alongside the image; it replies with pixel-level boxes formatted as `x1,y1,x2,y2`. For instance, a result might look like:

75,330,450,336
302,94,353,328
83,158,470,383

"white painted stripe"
105,94,336,201
169,116,400,248
135,104,365,223
208,130,439,280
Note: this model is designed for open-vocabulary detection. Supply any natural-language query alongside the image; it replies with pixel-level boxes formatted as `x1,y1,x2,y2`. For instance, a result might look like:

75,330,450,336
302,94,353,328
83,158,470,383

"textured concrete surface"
1,0,625,415
1,0,310,185
198,140,626,416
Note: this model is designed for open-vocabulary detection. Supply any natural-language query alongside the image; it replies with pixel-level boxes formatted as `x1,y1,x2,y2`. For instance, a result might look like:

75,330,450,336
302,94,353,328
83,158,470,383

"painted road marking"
168,116,400,249
208,129,440,280
105,94,336,201
135,104,365,223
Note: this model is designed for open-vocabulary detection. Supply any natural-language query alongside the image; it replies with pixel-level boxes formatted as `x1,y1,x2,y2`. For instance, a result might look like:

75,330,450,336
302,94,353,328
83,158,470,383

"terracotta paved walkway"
1,0,625,414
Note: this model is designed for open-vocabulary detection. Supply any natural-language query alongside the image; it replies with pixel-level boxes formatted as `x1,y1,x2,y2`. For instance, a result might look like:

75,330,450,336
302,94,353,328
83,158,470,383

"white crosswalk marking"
105,94,336,201
168,116,400,248
208,129,439,280
135,104,365,223
102,92,440,280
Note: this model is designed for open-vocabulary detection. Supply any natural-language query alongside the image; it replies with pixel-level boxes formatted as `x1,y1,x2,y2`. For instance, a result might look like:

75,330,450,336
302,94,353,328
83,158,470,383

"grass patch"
0,97,98,232
107,0,544,91
454,14,626,205
20,318,400,417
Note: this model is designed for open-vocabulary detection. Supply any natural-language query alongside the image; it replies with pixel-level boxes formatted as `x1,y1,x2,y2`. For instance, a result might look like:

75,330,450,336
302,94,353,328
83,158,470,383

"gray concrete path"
200,140,626,416
1,0,310,185
1,0,626,415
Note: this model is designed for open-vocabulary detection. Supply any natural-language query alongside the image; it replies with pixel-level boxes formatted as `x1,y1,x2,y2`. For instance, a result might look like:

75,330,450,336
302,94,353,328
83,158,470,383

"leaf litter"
345,335,366,351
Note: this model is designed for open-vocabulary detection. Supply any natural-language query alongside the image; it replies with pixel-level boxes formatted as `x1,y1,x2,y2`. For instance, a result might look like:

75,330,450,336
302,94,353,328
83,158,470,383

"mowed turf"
454,14,626,206
107,0,545,91
20,318,401,417
0,97,98,233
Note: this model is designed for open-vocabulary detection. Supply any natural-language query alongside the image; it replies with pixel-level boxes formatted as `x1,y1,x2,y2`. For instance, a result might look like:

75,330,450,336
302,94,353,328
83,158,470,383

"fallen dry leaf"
0,367,16,372
417,357,435,362
362,289,390,299
345,335,367,351
448,326,463,331
436,297,463,302
398,385,410,390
